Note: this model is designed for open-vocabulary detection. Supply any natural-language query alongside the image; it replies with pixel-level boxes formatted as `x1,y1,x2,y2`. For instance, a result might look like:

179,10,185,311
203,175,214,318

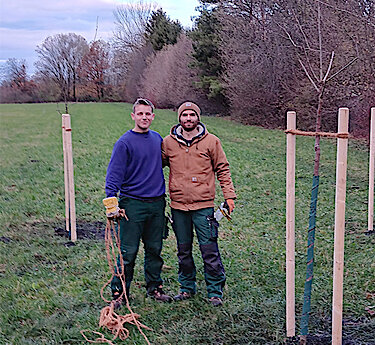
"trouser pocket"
206,215,219,241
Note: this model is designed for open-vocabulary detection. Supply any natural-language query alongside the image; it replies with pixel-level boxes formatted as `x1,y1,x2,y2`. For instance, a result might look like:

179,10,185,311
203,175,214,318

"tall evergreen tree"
189,3,225,105
144,9,182,51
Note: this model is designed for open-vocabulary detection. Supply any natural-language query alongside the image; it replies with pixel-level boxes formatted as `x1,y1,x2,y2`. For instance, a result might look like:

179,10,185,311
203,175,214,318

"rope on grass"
80,219,151,345
285,129,350,139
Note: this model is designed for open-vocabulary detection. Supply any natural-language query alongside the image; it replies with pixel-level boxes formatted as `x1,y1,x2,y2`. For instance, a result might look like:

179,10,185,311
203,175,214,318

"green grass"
0,103,374,344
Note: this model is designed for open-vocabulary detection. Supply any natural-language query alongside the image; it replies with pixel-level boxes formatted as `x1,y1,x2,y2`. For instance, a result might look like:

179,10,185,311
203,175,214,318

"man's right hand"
118,209,126,218
225,199,235,214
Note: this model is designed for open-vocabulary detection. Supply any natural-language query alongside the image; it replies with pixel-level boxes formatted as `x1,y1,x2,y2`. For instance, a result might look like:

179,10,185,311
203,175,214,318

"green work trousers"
171,207,226,299
111,196,165,296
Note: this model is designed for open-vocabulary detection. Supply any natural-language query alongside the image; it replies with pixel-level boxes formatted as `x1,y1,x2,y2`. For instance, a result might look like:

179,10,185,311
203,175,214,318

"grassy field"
0,103,374,345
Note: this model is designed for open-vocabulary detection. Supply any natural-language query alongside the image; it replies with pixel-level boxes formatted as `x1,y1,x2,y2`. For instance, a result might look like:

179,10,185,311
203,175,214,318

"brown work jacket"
162,123,236,211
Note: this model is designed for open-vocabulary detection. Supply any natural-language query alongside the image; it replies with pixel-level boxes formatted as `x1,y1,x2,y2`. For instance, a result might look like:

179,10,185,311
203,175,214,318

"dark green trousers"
111,196,165,296
171,207,226,299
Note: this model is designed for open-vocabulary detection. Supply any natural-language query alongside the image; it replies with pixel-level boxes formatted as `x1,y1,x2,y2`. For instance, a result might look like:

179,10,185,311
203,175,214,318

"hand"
109,209,127,220
225,199,235,214
118,209,128,219
103,196,120,218
107,208,127,219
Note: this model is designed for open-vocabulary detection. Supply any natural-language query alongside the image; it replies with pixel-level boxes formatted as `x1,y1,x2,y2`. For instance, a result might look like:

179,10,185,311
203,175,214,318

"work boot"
147,285,172,302
173,291,194,301
209,296,223,307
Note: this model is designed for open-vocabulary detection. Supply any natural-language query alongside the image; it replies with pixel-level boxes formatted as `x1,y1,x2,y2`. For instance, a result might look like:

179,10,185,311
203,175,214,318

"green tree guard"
300,175,319,336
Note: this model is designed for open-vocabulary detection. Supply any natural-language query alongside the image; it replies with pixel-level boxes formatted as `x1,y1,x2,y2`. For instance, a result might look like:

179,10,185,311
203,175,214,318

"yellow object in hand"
103,197,120,218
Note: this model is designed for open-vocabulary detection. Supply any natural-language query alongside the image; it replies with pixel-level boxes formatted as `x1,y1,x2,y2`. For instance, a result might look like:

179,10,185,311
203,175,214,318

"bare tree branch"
113,1,158,51
293,8,311,50
292,9,319,83
276,23,300,49
326,56,358,82
93,16,99,42
322,51,335,82
299,58,320,92
317,0,375,28
318,2,323,81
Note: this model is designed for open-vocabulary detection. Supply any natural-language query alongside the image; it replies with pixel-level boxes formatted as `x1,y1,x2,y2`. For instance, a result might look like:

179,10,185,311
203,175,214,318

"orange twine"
285,129,350,139
80,219,151,345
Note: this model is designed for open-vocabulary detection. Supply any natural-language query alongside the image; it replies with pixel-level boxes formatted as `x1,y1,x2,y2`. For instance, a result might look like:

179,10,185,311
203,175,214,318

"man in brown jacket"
162,101,236,306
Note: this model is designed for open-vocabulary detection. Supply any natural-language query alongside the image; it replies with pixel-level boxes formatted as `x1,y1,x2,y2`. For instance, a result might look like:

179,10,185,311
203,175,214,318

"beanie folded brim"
177,102,201,121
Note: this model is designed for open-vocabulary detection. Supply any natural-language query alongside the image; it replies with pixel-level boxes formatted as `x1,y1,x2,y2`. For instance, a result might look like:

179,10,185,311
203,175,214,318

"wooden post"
332,108,349,345
286,111,296,337
368,108,375,232
62,114,77,242
62,116,70,234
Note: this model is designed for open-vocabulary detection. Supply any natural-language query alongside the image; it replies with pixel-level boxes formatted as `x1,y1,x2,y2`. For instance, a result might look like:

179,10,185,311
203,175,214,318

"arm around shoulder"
161,137,170,168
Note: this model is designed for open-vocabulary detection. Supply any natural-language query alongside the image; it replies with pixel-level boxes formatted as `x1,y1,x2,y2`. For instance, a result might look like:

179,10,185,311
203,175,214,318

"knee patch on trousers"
200,242,225,276
177,243,194,274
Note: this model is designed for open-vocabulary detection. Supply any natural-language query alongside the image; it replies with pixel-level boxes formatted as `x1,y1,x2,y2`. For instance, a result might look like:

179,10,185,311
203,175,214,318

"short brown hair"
133,98,154,113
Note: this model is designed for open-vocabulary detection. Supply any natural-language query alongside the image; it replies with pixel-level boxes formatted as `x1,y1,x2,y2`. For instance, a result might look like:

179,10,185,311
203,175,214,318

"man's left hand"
225,199,235,214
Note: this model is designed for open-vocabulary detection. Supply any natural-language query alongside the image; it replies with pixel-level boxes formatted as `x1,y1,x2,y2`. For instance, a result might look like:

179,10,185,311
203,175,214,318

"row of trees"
1,0,374,137
1,37,112,104
0,5,184,104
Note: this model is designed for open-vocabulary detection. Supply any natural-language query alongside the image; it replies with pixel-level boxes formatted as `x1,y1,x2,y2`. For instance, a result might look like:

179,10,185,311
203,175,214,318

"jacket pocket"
169,173,185,202
190,173,212,201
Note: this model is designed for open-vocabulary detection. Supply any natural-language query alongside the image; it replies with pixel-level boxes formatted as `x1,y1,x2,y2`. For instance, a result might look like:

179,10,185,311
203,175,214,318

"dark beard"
182,126,195,132
181,122,198,132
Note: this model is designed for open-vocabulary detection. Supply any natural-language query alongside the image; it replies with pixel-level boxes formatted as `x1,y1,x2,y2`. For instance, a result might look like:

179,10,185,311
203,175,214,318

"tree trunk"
300,91,324,342
73,73,77,102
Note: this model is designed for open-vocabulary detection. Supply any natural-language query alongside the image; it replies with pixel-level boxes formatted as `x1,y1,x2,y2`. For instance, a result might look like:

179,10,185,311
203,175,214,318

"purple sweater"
105,130,165,199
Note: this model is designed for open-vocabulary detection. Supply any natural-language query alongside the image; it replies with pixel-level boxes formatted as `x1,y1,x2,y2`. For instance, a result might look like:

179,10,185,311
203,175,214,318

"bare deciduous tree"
140,34,204,108
105,47,129,101
276,0,359,173
35,33,88,109
121,43,154,102
0,58,38,103
4,58,28,89
113,0,158,51
219,0,295,127
269,1,369,342
216,2,374,341
80,40,110,100
217,0,373,135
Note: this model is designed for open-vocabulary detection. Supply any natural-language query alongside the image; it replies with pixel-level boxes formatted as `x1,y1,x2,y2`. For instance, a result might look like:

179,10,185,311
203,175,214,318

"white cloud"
0,0,200,74
1,0,117,36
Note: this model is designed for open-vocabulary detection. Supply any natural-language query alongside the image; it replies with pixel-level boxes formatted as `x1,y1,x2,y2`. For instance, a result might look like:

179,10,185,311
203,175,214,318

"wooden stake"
332,108,349,345
62,114,77,242
368,108,375,232
62,116,70,234
286,111,296,337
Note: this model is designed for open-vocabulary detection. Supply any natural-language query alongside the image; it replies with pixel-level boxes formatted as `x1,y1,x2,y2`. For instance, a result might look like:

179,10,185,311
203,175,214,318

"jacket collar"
170,123,207,146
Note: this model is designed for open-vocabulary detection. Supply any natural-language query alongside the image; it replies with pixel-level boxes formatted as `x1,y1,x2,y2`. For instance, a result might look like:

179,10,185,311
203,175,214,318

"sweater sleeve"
105,140,128,197
211,137,237,200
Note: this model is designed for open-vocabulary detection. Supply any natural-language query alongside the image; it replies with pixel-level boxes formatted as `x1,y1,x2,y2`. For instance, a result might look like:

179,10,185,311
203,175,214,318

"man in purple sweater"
105,98,171,307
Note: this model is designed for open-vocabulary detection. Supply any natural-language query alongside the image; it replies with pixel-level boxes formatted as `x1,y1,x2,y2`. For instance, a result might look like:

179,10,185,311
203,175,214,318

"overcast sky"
0,0,200,75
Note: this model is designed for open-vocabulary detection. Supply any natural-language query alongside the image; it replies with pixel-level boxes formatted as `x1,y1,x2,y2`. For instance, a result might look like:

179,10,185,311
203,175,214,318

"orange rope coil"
80,219,151,345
